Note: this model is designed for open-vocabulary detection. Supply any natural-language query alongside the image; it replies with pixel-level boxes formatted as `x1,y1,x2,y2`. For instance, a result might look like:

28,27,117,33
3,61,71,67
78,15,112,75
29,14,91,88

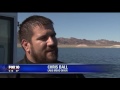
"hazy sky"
18,13,120,42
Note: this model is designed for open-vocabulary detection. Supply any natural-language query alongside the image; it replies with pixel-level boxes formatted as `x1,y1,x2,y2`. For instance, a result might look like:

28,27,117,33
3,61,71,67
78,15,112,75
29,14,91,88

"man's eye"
40,37,48,41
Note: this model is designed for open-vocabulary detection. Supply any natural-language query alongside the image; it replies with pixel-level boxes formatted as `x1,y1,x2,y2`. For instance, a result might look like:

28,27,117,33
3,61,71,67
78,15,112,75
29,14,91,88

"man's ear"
21,39,30,53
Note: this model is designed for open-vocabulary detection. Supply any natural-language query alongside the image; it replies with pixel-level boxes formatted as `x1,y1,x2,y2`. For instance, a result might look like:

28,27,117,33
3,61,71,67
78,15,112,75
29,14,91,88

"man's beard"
31,47,58,63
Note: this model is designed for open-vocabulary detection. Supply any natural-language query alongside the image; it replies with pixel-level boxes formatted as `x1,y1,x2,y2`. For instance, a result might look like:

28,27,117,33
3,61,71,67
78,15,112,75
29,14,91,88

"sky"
18,13,120,42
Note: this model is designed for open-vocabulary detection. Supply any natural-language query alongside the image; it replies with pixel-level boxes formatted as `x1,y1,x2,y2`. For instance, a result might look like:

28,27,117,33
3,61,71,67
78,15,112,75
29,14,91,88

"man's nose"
47,37,56,46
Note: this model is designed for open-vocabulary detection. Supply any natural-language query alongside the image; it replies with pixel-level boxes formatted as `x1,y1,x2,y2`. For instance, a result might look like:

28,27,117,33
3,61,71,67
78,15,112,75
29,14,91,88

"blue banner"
0,64,113,74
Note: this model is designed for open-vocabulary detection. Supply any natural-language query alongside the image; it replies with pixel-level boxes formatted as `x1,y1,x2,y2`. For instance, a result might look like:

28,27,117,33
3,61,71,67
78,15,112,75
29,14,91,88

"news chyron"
47,64,68,72
8,65,20,72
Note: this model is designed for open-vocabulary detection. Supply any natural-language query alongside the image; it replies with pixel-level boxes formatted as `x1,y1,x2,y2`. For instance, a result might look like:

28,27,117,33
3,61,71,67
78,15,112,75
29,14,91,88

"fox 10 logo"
8,65,20,72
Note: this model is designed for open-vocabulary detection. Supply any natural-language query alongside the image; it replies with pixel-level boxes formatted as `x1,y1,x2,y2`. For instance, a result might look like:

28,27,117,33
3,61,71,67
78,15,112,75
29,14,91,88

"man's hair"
18,15,54,43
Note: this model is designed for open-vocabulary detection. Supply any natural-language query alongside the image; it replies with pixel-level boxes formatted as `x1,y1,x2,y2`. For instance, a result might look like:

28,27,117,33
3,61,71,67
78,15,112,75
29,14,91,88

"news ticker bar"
0,64,115,73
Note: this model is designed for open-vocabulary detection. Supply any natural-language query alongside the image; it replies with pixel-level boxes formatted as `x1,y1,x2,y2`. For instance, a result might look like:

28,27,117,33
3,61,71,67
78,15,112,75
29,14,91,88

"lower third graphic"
8,65,20,72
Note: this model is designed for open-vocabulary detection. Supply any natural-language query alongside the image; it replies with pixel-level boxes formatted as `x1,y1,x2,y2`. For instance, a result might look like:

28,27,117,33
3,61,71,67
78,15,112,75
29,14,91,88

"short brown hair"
18,15,53,43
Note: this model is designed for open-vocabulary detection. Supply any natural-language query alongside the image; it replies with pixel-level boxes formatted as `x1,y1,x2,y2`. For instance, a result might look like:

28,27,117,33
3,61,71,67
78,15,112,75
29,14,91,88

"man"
15,15,85,78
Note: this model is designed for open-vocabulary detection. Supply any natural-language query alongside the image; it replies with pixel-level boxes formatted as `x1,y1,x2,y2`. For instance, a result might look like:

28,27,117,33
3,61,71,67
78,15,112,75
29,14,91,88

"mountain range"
57,37,120,46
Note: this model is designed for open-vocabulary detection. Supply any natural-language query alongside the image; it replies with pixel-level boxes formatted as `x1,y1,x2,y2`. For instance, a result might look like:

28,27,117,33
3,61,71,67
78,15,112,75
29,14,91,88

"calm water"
17,48,120,78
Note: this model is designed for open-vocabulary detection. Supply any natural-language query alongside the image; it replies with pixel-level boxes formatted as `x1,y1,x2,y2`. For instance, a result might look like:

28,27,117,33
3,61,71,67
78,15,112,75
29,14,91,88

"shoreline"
17,44,120,48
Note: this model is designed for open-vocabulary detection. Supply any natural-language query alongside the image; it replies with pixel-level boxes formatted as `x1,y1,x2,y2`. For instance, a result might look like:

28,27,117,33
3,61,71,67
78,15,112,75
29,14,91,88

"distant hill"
57,37,120,46
17,37,120,46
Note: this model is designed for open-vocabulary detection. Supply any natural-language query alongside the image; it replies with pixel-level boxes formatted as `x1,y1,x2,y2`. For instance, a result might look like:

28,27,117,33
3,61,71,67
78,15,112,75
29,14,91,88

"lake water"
17,47,120,78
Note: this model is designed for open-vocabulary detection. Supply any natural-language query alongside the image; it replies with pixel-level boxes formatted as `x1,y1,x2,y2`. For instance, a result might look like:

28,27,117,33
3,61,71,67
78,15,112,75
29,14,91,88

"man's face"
29,25,58,63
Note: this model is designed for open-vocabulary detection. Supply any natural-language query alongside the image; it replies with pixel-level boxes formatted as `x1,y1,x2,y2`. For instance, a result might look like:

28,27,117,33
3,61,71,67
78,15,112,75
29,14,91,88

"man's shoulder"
16,59,26,64
57,61,63,63
16,60,63,64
